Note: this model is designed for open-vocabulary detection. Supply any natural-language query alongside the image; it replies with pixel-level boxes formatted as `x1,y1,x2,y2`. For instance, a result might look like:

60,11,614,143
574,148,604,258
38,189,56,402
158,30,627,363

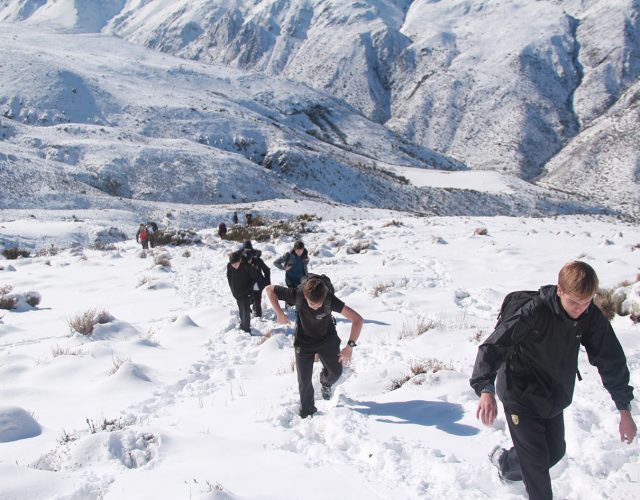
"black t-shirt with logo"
274,285,345,347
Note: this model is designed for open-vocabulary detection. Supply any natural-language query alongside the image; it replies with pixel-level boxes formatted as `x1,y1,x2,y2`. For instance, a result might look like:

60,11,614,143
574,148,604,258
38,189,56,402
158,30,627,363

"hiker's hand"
338,345,352,365
476,392,498,426
276,312,290,325
619,410,637,444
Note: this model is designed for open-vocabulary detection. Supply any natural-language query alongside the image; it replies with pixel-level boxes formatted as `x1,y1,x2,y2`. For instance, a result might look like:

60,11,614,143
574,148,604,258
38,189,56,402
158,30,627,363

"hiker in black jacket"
470,261,636,500
241,240,271,317
265,275,363,419
226,250,259,333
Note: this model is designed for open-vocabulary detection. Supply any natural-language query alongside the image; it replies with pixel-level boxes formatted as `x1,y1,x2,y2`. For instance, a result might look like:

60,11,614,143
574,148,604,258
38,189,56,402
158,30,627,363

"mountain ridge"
0,1,638,221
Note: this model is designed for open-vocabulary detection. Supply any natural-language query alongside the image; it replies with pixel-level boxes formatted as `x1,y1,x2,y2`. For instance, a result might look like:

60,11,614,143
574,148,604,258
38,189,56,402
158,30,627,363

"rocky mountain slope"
0,0,638,219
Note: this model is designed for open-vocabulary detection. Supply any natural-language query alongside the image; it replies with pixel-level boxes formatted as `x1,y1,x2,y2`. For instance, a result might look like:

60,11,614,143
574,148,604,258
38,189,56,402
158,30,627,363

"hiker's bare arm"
265,285,289,325
476,392,498,426
619,410,637,444
338,305,363,364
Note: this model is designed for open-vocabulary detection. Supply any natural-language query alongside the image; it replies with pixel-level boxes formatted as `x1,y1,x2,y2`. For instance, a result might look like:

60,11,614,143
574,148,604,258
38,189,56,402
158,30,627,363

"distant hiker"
245,212,253,226
274,240,309,305
218,222,228,238
226,250,260,334
470,261,636,500
265,275,363,418
146,222,158,248
232,212,239,225
242,240,270,317
136,223,149,250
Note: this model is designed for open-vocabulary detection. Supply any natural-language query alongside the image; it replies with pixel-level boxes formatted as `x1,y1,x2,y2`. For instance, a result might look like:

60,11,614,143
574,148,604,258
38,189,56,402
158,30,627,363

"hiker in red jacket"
135,223,149,250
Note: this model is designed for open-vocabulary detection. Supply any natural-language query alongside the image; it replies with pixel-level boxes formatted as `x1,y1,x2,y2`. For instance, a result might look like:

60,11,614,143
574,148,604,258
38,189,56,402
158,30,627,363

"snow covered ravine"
0,209,639,499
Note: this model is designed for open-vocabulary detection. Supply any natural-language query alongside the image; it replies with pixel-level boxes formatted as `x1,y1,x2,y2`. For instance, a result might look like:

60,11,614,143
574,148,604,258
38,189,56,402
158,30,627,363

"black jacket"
243,249,271,289
226,262,259,300
470,285,633,418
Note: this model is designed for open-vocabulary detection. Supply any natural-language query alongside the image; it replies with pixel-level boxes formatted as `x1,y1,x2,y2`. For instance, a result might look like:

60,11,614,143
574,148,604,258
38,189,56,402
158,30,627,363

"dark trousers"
236,296,252,333
502,408,566,500
252,289,263,317
140,240,149,249
295,336,342,415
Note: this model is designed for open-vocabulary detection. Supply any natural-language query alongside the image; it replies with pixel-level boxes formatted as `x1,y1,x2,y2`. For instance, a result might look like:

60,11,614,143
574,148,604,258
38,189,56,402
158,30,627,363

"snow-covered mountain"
0,0,638,220
0,22,607,221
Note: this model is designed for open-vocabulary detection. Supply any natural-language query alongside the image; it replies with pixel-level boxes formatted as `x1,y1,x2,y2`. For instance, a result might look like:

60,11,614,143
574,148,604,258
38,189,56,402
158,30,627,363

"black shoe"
321,384,332,400
299,407,317,419
489,446,509,483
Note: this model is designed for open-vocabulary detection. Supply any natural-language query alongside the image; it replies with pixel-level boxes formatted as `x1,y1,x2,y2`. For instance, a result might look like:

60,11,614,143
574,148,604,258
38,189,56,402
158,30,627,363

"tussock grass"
399,316,441,339
51,345,83,357
371,281,394,297
389,359,456,391
69,308,113,335
108,354,131,375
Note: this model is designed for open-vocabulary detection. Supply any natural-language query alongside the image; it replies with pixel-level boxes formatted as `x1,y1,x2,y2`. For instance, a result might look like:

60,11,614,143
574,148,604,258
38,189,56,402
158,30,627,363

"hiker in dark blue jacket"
274,240,309,306
470,261,636,500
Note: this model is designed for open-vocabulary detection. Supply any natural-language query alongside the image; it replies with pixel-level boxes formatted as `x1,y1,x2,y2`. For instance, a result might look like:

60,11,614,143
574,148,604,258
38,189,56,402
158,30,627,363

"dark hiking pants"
295,335,342,415
236,296,252,333
502,408,566,500
252,290,263,317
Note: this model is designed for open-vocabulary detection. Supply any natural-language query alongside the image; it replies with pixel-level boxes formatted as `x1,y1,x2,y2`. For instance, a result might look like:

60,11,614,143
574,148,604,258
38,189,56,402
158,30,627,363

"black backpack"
295,273,335,315
494,290,541,329
495,289,583,384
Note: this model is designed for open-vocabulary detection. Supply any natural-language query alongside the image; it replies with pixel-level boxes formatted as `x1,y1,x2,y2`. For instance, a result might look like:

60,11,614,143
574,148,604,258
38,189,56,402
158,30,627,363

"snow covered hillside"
0,23,610,220
0,209,639,499
1,0,638,220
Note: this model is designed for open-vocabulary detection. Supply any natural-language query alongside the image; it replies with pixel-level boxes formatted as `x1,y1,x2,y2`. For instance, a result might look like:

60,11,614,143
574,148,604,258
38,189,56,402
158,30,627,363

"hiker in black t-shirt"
265,276,363,418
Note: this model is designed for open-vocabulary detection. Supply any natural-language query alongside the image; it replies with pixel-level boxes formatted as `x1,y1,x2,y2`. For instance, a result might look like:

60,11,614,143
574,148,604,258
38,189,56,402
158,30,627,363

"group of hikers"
226,239,363,420
135,222,158,249
217,211,254,238
226,237,636,499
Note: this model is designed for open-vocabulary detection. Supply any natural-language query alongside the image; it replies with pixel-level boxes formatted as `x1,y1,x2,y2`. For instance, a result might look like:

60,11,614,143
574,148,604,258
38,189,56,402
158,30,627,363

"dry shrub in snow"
389,374,412,391
51,345,83,357
371,281,394,297
154,253,172,268
594,288,620,320
399,316,441,339
86,417,129,434
153,228,201,246
474,227,488,236
0,294,18,310
2,247,30,259
0,286,40,309
383,220,403,227
108,355,131,375
411,358,455,375
36,244,60,257
347,240,372,254
389,359,456,390
69,308,113,335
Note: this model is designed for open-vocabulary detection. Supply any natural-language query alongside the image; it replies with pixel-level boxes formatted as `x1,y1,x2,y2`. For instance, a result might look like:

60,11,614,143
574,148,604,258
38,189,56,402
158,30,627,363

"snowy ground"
0,209,639,499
